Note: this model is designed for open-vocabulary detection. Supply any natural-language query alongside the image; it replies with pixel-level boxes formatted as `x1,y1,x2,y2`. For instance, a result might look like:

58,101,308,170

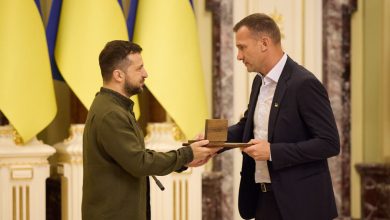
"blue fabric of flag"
46,0,64,81
34,0,42,15
118,0,139,41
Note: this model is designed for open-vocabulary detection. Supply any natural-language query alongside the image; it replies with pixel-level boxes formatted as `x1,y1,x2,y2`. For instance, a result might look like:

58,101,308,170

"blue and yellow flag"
46,0,63,81
118,0,140,117
0,1,57,143
118,0,138,41
133,0,208,138
55,0,139,117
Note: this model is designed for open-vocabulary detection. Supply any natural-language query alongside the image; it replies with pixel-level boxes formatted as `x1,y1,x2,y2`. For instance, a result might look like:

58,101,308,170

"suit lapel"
268,57,293,142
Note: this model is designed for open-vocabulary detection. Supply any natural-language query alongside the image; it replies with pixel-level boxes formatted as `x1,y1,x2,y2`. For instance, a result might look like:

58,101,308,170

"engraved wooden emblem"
204,119,228,143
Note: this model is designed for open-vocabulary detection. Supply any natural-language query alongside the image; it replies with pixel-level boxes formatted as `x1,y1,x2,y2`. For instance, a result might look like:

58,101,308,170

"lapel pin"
274,103,279,108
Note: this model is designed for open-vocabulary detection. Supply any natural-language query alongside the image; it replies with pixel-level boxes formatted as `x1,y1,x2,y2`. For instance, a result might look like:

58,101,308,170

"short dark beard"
124,81,142,97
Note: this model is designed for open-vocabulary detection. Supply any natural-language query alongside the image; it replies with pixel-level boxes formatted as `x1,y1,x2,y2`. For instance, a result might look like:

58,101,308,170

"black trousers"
255,189,283,220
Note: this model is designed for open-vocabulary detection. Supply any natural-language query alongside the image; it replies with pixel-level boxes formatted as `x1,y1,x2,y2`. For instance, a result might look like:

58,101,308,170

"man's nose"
237,51,243,60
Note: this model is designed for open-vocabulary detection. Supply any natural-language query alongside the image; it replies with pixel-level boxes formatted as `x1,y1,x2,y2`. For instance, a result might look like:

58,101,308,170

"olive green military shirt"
82,88,193,220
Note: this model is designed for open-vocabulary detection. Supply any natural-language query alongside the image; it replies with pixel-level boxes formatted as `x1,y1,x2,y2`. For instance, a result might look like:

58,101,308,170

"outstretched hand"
186,139,221,167
186,154,214,167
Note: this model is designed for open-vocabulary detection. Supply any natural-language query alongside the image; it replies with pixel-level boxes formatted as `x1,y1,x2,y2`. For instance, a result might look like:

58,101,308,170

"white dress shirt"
253,53,287,183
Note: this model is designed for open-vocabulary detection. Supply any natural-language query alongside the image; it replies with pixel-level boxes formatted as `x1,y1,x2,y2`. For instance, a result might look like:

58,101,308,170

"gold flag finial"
269,8,285,39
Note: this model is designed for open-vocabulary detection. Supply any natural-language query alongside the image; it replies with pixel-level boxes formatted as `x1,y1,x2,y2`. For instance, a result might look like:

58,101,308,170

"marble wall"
203,0,235,220
356,164,390,219
323,0,357,218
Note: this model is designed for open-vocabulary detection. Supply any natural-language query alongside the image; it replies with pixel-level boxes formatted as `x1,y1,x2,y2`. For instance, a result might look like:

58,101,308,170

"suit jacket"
228,57,340,220
82,88,193,220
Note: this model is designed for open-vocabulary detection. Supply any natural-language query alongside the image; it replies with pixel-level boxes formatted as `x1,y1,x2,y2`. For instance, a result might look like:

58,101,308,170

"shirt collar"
99,87,134,111
258,53,288,84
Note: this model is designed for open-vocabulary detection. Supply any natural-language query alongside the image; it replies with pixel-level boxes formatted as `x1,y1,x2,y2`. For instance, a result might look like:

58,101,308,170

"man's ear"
112,70,124,82
260,36,270,52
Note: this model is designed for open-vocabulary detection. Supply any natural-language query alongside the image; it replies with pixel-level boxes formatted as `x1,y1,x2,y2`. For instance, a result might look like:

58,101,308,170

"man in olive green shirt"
82,40,218,220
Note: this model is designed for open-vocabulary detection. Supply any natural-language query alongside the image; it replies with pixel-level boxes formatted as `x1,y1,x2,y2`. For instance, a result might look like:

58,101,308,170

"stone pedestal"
202,171,223,220
356,163,390,220
0,125,55,220
50,124,84,220
145,123,203,220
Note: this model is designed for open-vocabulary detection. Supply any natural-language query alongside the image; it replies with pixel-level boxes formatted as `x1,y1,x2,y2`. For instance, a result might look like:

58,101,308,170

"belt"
259,183,272,192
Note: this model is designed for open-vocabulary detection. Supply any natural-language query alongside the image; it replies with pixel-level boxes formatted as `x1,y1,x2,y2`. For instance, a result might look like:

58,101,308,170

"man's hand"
241,139,270,161
193,133,205,140
186,155,212,167
187,139,221,167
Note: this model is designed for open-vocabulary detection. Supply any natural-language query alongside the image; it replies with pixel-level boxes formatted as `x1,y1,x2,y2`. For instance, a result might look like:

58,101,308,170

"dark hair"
233,13,281,44
99,40,142,81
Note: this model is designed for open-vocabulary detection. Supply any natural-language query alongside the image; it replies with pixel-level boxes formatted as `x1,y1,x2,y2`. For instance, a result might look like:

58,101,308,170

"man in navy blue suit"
228,13,340,220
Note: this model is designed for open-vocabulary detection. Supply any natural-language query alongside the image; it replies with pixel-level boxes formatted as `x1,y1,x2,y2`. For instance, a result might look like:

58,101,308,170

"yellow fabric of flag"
133,1,208,139
0,1,57,143
55,0,139,117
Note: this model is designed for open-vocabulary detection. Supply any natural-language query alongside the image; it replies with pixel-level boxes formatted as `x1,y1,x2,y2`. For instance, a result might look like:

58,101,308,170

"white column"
52,124,84,220
0,125,55,220
145,123,204,220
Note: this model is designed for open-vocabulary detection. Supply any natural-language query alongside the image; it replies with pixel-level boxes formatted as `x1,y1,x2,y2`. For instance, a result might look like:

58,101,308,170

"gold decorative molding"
179,180,183,220
0,125,23,145
12,130,23,145
173,180,176,220
0,160,49,167
145,122,186,142
145,122,184,152
26,186,30,220
63,124,84,145
0,126,13,136
12,185,28,220
11,167,34,181
173,124,186,142
54,124,84,164
185,180,189,220
19,186,22,220
269,8,285,39
13,186,16,220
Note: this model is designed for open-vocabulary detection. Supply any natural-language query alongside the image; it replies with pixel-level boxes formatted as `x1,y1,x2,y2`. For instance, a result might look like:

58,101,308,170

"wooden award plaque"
182,119,251,148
